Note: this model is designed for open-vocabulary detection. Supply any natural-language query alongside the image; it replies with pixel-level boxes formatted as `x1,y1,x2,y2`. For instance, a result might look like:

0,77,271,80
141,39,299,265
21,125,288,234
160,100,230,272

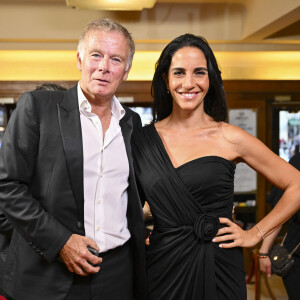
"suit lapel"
120,109,145,226
120,109,134,175
120,111,136,217
57,86,84,222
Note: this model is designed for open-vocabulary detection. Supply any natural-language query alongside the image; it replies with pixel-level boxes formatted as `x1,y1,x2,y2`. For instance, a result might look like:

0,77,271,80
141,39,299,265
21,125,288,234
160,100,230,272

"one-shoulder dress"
132,124,246,300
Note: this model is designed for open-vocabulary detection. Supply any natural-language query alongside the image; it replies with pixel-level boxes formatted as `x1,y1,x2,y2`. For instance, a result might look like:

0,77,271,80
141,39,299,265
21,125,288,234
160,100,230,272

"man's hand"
59,234,102,276
258,226,281,277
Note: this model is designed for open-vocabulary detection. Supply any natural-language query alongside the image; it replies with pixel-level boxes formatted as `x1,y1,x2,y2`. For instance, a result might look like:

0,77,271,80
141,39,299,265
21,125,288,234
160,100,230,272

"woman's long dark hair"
152,34,227,122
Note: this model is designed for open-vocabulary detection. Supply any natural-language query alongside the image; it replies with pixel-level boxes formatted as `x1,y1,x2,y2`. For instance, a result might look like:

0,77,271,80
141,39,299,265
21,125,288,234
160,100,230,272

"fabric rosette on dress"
193,214,220,241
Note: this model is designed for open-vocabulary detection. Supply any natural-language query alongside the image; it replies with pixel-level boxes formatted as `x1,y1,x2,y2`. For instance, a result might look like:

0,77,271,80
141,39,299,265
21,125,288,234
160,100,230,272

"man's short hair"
77,18,135,71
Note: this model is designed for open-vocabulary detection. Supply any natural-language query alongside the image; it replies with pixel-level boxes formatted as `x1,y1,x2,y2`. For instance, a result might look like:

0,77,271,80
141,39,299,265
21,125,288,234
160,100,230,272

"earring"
166,89,170,94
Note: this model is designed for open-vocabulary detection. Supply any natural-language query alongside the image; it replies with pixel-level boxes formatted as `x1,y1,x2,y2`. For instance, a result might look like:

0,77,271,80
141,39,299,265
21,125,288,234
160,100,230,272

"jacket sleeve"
130,107,143,130
0,92,71,263
0,211,13,237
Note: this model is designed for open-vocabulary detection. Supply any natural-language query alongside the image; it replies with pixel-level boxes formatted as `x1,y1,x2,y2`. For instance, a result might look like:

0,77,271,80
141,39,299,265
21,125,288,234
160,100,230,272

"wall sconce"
66,0,157,10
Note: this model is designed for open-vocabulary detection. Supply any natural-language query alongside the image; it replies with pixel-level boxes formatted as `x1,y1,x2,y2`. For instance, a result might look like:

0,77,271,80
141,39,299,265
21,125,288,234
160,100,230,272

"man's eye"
92,54,101,58
112,58,121,63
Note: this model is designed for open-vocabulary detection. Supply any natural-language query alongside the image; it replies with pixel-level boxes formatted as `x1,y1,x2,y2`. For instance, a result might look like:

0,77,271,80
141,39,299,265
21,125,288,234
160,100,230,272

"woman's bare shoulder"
219,122,253,144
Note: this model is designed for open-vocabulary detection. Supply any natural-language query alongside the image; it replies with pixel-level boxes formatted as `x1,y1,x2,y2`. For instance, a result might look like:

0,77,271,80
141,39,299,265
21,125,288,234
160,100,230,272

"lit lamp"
66,0,157,10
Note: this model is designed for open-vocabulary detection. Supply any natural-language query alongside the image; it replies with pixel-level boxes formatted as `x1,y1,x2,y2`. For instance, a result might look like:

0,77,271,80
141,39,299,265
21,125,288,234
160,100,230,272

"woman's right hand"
144,201,153,246
145,228,152,246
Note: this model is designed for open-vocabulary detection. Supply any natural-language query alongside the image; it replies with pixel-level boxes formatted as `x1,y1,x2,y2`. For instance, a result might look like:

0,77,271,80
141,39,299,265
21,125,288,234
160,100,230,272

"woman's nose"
182,74,194,89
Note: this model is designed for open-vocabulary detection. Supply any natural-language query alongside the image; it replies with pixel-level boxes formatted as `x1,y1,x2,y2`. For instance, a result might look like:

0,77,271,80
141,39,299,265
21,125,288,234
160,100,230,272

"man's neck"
91,103,112,138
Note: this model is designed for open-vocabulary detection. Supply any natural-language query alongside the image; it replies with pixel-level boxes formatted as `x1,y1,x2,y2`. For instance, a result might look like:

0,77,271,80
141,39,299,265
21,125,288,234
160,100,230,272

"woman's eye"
197,71,205,75
173,71,184,76
195,71,207,76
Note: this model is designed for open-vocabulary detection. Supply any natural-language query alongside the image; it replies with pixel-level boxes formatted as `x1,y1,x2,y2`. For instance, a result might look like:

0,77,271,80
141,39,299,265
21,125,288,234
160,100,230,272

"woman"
259,153,300,300
132,34,300,300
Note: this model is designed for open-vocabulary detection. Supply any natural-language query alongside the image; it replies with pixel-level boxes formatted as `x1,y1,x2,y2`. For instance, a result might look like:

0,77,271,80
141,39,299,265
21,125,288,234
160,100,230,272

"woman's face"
165,46,209,113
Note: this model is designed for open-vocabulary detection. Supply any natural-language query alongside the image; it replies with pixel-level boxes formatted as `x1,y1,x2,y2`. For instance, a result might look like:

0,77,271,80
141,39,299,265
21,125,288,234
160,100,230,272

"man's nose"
98,57,109,73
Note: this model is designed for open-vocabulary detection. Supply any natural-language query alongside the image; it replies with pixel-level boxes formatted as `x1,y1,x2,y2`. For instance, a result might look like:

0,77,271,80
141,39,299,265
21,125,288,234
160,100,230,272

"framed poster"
229,109,257,192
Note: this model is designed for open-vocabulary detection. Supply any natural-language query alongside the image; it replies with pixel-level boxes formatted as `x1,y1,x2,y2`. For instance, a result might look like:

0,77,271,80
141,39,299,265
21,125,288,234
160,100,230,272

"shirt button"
96,226,100,232
97,200,101,204
77,221,83,229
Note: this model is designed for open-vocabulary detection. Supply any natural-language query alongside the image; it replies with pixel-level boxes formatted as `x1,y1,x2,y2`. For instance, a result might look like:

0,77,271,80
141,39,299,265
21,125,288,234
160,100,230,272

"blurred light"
0,50,299,81
66,0,157,10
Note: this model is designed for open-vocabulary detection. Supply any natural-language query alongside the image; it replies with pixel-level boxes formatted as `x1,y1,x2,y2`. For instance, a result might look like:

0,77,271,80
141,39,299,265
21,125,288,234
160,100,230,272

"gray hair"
77,18,135,71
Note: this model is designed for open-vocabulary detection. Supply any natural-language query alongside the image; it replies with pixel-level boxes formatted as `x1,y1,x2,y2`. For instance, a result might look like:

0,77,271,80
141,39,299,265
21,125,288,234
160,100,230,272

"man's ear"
122,65,131,81
77,52,82,71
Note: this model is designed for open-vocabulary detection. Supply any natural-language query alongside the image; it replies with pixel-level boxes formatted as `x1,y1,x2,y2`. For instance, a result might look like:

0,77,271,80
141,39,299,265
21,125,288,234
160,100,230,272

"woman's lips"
179,92,199,99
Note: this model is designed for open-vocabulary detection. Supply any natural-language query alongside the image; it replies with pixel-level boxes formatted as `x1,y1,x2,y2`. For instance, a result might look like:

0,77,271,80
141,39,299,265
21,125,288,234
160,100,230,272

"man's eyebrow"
88,49,125,59
89,48,102,54
112,54,126,60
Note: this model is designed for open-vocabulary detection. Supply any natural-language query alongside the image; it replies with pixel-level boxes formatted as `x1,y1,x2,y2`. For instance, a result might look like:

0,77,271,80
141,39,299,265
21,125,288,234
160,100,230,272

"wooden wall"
1,80,299,104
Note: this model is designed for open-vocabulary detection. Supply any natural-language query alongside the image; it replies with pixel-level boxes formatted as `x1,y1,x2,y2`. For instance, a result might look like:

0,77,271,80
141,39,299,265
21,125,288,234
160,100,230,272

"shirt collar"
77,82,125,121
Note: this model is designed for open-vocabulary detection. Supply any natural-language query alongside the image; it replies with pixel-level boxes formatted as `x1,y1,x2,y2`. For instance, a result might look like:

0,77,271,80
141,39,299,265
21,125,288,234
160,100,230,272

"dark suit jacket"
0,85,146,300
0,212,12,294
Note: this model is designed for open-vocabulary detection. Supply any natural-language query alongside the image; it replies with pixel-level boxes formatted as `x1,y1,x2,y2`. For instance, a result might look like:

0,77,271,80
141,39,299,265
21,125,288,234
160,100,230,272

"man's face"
77,30,131,103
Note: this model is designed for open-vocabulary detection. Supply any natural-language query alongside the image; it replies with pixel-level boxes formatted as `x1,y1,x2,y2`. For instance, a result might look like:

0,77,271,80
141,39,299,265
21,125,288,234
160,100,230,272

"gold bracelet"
254,224,264,240
258,252,269,258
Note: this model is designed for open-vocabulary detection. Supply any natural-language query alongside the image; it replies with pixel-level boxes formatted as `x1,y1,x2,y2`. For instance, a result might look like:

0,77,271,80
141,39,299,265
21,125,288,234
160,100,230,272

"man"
0,19,146,300
0,214,12,298
259,152,300,300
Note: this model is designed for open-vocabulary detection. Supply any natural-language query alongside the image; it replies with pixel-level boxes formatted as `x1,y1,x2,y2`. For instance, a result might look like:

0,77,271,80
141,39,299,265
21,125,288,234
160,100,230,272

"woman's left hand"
212,217,261,248
259,256,272,277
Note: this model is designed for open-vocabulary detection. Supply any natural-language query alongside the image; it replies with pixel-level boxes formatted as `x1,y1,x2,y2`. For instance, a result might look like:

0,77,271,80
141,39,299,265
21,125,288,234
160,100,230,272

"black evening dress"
132,124,247,300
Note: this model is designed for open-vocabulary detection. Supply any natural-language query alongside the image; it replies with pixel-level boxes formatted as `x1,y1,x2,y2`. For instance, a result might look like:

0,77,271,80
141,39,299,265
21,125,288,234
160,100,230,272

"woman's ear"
162,73,169,90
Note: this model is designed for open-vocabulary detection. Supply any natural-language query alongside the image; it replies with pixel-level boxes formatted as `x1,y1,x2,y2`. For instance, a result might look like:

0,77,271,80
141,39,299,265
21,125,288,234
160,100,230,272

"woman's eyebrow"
194,67,208,71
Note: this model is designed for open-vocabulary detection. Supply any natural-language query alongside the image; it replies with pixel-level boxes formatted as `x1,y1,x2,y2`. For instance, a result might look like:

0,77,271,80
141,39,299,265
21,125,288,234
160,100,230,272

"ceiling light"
66,0,157,11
